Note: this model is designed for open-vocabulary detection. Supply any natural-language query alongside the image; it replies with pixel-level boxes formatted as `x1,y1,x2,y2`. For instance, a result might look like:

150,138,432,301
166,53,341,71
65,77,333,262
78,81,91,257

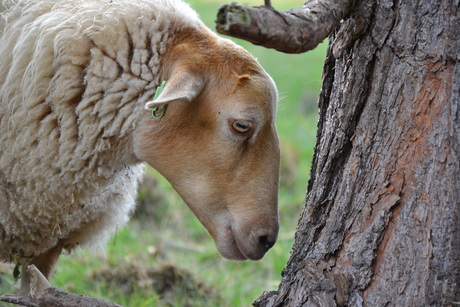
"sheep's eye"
229,119,253,137
232,120,251,133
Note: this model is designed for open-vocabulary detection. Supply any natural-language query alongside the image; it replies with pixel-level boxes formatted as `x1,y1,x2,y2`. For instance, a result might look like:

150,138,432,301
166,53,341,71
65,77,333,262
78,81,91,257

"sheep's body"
0,0,201,264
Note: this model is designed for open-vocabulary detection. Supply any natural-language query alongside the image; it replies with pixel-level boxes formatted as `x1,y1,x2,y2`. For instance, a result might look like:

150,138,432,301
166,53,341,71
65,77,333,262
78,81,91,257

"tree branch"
216,0,355,54
0,265,122,307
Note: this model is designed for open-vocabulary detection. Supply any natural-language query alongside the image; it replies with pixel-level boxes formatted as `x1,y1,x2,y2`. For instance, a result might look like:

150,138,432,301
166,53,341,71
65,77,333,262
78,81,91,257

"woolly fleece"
0,0,202,264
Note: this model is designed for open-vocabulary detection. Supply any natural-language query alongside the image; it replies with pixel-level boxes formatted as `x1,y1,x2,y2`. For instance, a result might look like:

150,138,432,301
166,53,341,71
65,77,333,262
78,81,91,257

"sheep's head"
134,39,279,261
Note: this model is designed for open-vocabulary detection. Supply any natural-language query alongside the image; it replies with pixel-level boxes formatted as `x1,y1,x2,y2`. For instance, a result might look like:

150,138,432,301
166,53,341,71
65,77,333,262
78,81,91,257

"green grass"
0,1,327,306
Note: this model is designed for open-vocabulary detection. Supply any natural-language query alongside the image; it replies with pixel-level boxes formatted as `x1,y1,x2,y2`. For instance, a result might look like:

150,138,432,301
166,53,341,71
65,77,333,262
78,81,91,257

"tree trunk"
255,0,460,305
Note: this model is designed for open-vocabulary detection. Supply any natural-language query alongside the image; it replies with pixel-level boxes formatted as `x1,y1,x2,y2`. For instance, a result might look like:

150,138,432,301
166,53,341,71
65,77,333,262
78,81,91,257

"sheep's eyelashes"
230,119,253,136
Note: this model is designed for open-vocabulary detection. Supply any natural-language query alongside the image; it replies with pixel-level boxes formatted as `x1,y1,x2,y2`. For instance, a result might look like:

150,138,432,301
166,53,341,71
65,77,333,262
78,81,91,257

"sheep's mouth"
213,226,248,261
215,226,266,261
224,226,248,260
177,199,270,261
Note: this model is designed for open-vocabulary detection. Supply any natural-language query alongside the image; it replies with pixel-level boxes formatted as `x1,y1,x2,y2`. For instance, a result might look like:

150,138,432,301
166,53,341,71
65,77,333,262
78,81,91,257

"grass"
0,1,327,306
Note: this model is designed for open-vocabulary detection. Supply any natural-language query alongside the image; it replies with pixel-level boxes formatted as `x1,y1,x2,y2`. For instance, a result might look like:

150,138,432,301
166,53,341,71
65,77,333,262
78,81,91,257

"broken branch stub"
216,0,355,54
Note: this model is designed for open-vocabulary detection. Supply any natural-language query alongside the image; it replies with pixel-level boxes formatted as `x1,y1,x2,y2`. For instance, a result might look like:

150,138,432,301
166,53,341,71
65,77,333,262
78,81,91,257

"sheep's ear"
145,70,204,110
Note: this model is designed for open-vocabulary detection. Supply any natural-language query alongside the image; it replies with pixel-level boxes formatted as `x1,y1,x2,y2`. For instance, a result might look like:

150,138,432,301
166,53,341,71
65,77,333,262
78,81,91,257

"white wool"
0,0,201,263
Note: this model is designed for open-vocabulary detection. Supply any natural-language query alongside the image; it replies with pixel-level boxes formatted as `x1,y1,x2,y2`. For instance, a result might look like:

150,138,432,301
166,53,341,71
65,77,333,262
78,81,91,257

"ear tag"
151,81,168,119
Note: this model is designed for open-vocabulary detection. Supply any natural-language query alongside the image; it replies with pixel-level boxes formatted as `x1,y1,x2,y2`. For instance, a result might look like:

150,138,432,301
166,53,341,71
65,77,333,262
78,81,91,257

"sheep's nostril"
259,235,276,251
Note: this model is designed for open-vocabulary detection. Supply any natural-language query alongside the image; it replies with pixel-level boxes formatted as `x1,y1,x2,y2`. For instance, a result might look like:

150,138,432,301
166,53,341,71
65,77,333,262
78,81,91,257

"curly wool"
0,0,201,264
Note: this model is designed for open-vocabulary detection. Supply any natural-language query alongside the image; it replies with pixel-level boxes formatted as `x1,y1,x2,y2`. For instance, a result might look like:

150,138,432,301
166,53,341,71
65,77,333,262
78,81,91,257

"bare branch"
0,288,123,307
0,294,36,307
216,0,355,54
0,265,122,307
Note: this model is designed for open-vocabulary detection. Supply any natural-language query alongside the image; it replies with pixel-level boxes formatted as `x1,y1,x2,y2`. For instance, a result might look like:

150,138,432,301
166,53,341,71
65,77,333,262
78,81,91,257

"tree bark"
252,0,460,305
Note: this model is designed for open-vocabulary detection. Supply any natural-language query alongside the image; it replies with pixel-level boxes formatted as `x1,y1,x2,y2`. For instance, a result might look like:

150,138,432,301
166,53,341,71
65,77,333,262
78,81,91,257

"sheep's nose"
259,234,276,252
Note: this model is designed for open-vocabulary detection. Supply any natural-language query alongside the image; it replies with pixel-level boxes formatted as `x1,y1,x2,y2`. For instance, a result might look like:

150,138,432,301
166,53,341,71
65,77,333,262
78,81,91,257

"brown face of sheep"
134,66,280,261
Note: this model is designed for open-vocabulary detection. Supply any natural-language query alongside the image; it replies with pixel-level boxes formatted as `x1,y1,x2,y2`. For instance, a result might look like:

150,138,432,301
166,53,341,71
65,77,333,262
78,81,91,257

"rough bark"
253,0,460,305
215,0,354,53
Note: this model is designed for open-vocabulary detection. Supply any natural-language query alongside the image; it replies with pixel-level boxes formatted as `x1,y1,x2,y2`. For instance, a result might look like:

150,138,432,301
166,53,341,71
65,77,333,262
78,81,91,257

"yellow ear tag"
151,81,167,119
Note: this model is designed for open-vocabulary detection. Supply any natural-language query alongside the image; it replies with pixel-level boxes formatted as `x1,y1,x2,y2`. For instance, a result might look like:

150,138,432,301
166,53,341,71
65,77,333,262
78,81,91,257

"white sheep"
0,0,280,293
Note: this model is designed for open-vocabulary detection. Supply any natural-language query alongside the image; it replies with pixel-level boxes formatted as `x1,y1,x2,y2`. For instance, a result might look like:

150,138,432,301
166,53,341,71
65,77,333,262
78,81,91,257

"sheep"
0,0,280,293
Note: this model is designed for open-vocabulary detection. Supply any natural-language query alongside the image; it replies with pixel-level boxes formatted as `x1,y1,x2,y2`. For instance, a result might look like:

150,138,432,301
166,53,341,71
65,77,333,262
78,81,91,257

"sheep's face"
134,44,279,261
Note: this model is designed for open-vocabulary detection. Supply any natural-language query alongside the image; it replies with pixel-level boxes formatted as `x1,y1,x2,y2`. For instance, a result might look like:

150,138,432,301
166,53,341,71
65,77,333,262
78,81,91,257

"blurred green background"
0,0,326,306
